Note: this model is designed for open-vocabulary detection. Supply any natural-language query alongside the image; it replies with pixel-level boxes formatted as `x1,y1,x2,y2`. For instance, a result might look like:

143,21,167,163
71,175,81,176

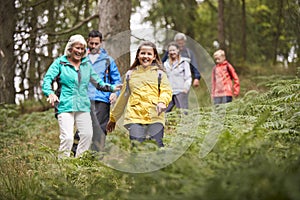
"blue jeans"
213,96,232,104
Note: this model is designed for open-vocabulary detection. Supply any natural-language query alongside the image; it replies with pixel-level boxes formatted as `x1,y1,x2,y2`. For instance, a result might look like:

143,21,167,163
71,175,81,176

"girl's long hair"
129,41,164,71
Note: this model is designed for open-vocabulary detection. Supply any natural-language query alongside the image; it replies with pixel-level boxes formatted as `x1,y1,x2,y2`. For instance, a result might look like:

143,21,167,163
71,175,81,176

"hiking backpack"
124,68,163,97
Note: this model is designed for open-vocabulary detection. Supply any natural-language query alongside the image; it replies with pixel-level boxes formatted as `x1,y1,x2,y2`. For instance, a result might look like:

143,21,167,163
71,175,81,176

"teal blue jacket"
42,55,115,114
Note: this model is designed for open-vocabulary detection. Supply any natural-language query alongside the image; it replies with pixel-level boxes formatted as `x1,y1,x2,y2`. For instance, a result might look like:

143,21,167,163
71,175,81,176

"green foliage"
14,0,99,100
0,76,300,199
144,0,300,68
146,0,199,37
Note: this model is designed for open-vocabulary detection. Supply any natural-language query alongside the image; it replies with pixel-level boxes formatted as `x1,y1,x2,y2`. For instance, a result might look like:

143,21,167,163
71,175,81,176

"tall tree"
98,0,132,75
241,0,247,62
146,0,199,41
217,0,226,50
0,1,16,104
14,0,99,102
272,0,284,65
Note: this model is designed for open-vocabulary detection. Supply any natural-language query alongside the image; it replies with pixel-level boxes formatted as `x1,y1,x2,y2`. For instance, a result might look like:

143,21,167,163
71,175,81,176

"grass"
0,69,299,199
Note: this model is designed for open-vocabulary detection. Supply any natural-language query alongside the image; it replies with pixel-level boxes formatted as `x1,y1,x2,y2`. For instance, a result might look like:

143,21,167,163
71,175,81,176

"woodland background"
0,0,299,199
0,0,299,104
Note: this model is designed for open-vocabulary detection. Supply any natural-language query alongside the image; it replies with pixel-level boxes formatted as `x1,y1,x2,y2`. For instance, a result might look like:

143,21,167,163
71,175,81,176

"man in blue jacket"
86,30,121,152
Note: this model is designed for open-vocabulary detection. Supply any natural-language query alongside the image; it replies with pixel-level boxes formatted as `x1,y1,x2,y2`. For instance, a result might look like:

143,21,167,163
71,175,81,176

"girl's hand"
106,121,116,133
109,93,117,104
156,102,166,116
47,93,59,107
183,89,188,94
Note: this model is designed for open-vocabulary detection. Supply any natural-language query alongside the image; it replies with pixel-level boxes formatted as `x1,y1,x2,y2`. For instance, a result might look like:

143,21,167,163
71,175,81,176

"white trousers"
57,112,93,158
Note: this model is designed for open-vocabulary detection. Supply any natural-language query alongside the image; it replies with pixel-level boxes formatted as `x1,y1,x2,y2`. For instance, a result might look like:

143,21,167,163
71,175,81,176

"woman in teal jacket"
42,34,121,158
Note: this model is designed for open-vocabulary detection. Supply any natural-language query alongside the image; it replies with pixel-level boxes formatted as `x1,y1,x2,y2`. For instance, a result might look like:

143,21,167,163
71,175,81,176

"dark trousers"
125,123,165,147
90,100,110,152
166,92,189,112
213,96,232,104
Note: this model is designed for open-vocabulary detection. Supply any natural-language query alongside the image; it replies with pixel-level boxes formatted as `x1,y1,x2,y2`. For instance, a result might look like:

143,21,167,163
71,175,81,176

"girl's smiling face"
137,46,156,67
168,45,179,60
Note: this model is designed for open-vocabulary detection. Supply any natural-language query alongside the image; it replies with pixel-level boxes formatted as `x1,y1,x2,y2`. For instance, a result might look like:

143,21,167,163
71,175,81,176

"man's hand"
46,93,59,107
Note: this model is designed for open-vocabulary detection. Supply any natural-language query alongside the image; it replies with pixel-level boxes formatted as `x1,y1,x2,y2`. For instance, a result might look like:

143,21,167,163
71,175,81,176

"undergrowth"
0,75,299,200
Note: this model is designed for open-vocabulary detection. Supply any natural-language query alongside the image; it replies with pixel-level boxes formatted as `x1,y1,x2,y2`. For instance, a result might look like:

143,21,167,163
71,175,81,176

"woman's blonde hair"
213,49,225,58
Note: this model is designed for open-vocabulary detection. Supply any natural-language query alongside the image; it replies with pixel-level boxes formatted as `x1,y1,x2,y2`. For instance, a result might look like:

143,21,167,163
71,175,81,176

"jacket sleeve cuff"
110,85,116,92
109,114,116,123
96,84,113,92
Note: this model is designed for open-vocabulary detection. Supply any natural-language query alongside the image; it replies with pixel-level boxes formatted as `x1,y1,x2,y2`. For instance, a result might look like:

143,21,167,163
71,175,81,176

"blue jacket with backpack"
87,48,121,103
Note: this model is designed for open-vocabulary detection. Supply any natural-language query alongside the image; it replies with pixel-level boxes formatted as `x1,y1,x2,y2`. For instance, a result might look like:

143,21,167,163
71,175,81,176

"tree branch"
204,0,217,12
29,0,48,8
47,14,99,36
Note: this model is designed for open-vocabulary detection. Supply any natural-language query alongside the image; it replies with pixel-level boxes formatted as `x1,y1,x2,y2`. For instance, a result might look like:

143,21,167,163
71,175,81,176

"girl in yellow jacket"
106,41,172,147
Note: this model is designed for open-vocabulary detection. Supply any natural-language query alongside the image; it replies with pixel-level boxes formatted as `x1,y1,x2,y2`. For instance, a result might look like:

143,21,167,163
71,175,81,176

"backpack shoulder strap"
125,68,163,97
125,69,134,96
104,58,111,83
226,65,233,79
157,69,163,96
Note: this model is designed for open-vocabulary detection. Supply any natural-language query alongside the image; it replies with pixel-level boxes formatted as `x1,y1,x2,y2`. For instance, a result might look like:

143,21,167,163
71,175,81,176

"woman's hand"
156,102,167,116
46,93,60,107
106,121,116,133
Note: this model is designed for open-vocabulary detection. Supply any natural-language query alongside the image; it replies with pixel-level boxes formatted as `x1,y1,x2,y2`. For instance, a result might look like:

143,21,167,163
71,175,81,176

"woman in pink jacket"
212,49,240,104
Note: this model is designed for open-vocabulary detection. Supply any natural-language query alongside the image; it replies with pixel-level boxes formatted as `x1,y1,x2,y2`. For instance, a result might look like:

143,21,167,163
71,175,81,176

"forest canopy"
0,0,299,104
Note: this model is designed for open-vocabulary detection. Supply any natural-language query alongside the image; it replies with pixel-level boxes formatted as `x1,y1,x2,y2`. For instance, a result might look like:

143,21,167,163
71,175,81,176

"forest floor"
0,66,299,200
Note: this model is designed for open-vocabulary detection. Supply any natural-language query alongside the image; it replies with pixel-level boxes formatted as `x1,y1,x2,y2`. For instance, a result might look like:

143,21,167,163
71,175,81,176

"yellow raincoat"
110,65,172,126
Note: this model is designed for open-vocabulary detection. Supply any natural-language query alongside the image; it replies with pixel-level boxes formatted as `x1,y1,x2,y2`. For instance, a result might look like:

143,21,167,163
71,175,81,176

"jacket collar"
87,48,109,61
136,64,160,71
216,60,229,67
61,55,89,65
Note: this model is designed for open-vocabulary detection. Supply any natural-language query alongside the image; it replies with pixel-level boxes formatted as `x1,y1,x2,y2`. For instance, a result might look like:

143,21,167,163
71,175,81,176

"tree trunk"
241,0,247,62
0,1,16,104
272,0,283,65
28,8,38,99
98,0,131,75
218,0,226,50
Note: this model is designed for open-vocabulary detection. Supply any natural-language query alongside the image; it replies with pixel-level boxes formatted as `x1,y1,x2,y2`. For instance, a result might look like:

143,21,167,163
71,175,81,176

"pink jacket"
211,60,240,97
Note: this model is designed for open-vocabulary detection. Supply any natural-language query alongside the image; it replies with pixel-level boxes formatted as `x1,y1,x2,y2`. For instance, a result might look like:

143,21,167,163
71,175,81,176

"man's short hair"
88,30,103,42
174,33,187,41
